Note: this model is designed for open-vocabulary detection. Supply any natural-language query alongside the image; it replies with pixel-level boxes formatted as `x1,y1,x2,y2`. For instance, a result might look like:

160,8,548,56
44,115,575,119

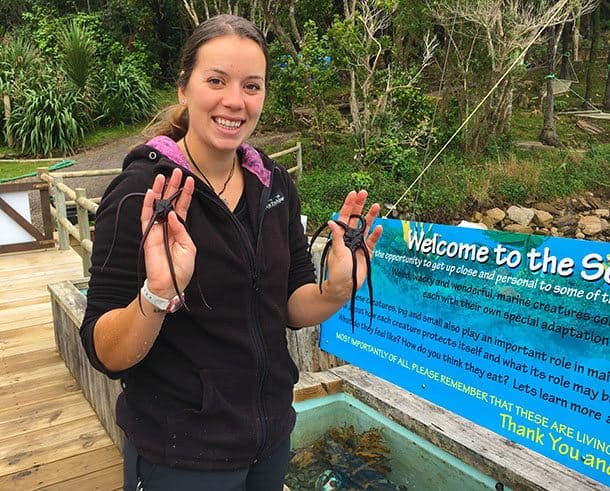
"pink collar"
146,135,271,187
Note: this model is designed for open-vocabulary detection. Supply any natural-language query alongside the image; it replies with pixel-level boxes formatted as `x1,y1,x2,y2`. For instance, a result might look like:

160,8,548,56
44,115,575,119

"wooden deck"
0,247,123,490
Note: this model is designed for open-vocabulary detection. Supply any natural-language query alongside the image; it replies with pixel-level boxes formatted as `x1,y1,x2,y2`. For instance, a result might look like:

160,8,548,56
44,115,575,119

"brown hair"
149,15,269,141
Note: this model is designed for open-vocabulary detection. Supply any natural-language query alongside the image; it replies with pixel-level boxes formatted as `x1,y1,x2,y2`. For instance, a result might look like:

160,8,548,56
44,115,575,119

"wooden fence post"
53,176,70,250
76,188,92,276
3,93,12,148
296,141,303,181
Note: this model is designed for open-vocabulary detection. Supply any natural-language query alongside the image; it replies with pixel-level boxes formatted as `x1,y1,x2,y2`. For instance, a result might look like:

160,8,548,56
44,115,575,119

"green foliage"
58,19,97,91
267,21,339,140
97,60,155,124
350,171,375,190
21,5,63,58
8,84,87,156
389,82,434,134
0,33,45,92
575,144,610,191
494,179,529,203
364,132,422,182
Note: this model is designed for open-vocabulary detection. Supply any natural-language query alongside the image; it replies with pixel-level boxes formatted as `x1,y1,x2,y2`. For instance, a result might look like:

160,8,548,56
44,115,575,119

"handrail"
38,142,302,277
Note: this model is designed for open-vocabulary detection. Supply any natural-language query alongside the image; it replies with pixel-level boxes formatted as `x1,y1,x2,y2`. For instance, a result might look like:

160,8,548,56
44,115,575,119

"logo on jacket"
266,193,285,210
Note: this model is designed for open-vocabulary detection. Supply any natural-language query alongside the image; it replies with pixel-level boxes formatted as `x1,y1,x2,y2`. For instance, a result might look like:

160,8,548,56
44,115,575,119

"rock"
506,206,535,226
575,232,586,239
485,208,506,224
533,209,554,228
593,209,610,218
533,202,561,215
472,211,483,222
504,224,533,234
555,215,578,228
579,215,603,236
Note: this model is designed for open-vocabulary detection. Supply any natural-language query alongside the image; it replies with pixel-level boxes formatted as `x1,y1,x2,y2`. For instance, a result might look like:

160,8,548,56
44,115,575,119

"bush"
97,61,155,124
58,19,97,91
9,84,88,156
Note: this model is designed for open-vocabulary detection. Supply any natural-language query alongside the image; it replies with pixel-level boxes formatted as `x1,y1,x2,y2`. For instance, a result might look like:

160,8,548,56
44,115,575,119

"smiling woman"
78,14,381,491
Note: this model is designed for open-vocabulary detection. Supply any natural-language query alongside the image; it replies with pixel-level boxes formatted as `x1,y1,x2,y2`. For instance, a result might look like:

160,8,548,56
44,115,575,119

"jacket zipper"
193,165,276,462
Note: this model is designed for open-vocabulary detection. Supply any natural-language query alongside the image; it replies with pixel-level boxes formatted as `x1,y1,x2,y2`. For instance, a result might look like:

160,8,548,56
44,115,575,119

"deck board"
0,247,122,490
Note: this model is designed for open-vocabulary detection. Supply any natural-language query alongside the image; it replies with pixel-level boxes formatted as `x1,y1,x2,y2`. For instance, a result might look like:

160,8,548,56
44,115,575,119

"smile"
214,117,243,129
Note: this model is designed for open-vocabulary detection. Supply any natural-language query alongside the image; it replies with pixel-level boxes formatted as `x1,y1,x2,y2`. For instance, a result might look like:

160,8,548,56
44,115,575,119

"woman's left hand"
323,190,383,302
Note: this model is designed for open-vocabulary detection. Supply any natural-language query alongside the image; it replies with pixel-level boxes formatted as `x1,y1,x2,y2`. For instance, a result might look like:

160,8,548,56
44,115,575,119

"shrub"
97,61,155,124
58,20,97,91
9,84,87,156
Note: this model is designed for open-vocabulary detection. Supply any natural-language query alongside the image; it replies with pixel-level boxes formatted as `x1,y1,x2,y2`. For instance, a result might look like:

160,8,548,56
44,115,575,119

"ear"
178,86,186,105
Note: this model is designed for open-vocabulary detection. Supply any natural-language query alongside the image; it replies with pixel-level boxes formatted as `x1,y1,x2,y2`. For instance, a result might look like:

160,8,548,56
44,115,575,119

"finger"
167,211,195,250
363,202,381,234
151,173,166,198
163,168,183,200
327,220,346,254
365,224,383,252
173,176,194,220
337,190,357,225
141,189,155,228
350,189,368,225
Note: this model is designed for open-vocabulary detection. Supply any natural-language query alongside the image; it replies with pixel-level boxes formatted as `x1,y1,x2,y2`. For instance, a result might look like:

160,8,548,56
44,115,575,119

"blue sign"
321,219,610,486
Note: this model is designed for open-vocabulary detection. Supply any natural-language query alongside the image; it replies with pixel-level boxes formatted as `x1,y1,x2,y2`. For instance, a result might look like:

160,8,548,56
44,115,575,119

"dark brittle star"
308,214,373,333
101,185,210,314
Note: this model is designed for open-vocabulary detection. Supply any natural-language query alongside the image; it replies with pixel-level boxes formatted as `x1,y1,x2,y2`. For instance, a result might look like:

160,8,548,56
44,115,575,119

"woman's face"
179,34,266,157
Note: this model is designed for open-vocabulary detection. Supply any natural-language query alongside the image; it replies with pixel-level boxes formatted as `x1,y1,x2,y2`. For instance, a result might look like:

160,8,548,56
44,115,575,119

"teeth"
215,117,242,128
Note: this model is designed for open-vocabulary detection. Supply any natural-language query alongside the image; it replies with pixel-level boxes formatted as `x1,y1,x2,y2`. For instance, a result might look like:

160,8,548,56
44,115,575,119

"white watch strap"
141,279,170,310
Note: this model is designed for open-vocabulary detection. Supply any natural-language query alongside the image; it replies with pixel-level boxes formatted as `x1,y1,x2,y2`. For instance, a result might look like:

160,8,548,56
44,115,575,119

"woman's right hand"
140,168,197,299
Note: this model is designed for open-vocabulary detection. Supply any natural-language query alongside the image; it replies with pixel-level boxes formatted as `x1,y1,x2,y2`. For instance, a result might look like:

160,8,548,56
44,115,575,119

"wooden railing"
0,180,55,254
37,142,303,277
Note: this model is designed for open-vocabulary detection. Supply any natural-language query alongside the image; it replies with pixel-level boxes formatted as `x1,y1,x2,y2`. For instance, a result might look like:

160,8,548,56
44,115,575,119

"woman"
81,14,382,491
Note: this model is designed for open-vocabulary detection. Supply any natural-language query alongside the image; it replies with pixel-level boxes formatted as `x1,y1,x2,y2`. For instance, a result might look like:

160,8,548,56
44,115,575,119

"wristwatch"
141,279,185,313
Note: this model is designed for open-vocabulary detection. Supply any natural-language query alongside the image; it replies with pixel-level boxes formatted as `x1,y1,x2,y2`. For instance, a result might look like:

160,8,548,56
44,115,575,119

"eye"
207,77,224,87
244,82,262,93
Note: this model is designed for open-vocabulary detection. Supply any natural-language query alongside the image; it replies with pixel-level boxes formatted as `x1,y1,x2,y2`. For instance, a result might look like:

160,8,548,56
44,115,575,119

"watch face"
167,294,185,313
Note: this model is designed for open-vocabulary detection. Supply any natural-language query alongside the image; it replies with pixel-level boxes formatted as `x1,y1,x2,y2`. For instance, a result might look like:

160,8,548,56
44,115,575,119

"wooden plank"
0,373,81,412
0,302,52,330
0,313,53,331
0,362,69,391
0,249,80,273
0,268,83,293
0,415,113,476
38,463,123,491
0,324,55,358
0,446,122,490
0,248,124,489
293,371,343,402
1,348,62,377
0,393,93,440
0,240,55,254
0,293,53,310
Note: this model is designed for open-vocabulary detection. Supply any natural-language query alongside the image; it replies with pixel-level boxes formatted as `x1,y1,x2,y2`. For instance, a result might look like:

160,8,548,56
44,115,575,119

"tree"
604,42,610,109
330,0,436,150
583,3,600,108
540,25,562,146
431,0,598,152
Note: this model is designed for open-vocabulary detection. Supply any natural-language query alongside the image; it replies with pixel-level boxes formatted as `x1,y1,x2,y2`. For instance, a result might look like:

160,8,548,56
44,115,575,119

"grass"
0,158,75,181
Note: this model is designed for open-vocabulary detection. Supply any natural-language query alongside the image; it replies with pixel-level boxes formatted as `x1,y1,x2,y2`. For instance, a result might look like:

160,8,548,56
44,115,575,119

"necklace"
183,137,236,205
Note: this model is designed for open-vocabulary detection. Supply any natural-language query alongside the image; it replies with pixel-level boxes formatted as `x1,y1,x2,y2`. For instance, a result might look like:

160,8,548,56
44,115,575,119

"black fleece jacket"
80,143,315,470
